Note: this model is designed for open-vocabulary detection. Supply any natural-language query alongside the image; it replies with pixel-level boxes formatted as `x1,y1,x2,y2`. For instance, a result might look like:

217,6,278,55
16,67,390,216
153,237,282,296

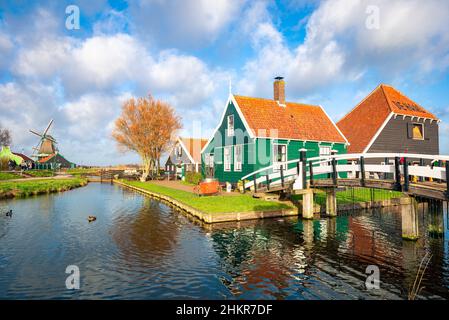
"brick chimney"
273,76,285,105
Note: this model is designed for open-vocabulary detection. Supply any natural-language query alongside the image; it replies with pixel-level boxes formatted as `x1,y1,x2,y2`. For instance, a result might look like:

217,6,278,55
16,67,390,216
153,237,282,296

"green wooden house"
201,77,349,184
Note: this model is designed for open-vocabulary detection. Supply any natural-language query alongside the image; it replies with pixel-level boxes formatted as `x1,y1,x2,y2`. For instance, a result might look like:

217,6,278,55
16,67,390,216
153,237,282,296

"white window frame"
234,144,243,172
209,154,214,168
319,146,332,167
224,146,232,172
227,115,234,137
411,123,425,140
176,145,182,157
273,143,287,171
205,153,214,168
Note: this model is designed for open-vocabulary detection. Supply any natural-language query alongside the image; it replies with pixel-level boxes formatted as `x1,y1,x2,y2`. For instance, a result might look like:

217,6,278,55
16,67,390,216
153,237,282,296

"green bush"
185,171,202,185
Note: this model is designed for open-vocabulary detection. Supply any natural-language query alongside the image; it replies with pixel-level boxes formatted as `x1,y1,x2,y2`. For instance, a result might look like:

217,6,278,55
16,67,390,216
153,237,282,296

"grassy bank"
0,172,23,180
0,178,87,199
25,170,55,178
120,180,293,214
292,187,403,205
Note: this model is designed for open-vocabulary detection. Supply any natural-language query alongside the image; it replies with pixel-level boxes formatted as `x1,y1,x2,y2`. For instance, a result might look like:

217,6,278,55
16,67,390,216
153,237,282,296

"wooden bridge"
241,152,449,201
85,169,125,183
241,152,448,240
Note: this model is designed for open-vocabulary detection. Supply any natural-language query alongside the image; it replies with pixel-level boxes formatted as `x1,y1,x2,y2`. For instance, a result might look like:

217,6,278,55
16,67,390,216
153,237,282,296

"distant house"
201,77,349,184
36,153,76,169
337,84,440,163
12,152,34,168
165,137,207,179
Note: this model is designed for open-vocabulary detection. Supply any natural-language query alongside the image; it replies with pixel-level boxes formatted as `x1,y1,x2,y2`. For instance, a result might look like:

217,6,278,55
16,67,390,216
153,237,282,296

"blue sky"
0,0,448,165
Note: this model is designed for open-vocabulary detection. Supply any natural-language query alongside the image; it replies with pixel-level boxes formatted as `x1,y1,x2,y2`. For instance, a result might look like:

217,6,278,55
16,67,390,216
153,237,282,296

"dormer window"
227,115,234,136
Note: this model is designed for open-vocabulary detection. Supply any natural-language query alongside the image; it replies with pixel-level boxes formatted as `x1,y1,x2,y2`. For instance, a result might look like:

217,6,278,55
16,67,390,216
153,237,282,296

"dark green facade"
201,99,347,184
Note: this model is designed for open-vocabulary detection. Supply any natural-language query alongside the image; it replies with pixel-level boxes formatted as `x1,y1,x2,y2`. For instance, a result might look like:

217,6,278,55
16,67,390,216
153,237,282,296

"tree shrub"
185,171,202,185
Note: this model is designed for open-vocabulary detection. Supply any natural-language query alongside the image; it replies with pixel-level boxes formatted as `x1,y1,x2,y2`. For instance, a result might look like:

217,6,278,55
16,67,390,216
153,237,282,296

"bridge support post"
331,158,337,186
360,156,366,187
394,157,401,191
401,197,419,241
309,161,314,187
300,150,307,189
403,158,409,192
301,189,314,220
445,161,449,199
419,158,425,182
326,188,337,217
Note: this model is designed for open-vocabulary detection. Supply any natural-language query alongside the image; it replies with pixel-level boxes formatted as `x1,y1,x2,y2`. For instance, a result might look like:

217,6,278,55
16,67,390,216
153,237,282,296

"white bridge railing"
240,153,449,196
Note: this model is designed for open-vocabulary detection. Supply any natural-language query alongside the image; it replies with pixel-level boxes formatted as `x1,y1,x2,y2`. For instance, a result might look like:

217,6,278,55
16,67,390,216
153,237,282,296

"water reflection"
0,183,448,300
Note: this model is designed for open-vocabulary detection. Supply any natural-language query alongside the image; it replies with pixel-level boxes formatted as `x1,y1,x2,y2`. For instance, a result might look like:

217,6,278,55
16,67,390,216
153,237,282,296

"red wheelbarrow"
193,180,221,196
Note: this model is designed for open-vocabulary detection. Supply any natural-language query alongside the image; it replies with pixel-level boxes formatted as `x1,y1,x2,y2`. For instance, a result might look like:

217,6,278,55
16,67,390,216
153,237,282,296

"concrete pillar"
428,201,444,238
302,190,314,220
326,188,337,217
401,197,419,241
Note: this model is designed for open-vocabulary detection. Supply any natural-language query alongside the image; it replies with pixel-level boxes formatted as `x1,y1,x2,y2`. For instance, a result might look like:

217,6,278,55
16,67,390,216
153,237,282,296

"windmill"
29,119,58,160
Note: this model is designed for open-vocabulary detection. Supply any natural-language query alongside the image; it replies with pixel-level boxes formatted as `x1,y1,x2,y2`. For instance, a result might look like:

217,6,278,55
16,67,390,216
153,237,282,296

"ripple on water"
0,184,448,299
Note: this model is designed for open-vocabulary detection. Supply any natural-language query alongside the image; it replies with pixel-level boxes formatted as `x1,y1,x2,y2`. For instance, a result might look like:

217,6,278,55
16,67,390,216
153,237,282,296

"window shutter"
407,123,413,139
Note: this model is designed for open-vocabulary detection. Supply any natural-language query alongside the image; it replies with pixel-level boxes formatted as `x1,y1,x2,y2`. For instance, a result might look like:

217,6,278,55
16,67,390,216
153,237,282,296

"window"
234,145,242,171
176,145,182,157
227,115,234,136
319,146,332,167
412,123,424,140
273,144,287,170
224,146,232,171
205,153,214,168
319,146,331,156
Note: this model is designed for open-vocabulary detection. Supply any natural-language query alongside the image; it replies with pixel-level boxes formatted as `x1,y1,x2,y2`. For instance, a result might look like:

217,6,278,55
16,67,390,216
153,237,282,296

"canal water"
0,183,448,300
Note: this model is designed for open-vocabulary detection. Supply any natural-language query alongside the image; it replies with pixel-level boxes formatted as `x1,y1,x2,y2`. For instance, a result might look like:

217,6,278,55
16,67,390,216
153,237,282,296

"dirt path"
1,174,74,182
151,180,241,196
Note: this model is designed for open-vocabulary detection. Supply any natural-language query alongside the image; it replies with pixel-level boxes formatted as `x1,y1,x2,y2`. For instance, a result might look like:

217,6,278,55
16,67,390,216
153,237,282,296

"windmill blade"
42,119,54,136
29,129,43,137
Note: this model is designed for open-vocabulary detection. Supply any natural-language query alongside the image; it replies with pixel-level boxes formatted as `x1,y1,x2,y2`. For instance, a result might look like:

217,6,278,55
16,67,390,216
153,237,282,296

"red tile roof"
234,95,347,143
180,138,208,163
38,153,56,163
12,152,33,162
337,84,438,153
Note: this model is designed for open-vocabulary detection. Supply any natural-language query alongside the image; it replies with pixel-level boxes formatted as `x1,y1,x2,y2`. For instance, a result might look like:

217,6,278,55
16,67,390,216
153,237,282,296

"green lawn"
0,172,23,180
313,188,403,205
0,178,87,198
25,170,55,178
122,180,293,214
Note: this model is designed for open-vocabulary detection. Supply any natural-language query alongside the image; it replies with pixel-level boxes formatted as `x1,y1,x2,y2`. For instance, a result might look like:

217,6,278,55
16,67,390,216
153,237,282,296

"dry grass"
408,252,432,300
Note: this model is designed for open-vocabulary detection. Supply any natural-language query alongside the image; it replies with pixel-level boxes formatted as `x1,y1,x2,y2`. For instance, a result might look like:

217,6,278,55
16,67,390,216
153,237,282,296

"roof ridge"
233,94,320,108
379,84,396,113
381,84,438,119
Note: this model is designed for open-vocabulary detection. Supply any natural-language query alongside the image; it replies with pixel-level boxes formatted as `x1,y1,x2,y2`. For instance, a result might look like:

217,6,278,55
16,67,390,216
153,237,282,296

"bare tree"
112,96,182,181
0,123,12,147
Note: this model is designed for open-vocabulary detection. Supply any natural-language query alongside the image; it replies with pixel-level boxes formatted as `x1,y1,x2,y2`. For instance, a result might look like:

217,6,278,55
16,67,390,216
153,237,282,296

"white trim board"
177,137,197,164
318,104,350,145
200,94,255,155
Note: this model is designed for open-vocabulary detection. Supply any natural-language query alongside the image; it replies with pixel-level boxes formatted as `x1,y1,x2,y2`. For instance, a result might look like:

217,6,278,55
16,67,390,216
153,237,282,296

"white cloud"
129,0,246,48
236,0,449,98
